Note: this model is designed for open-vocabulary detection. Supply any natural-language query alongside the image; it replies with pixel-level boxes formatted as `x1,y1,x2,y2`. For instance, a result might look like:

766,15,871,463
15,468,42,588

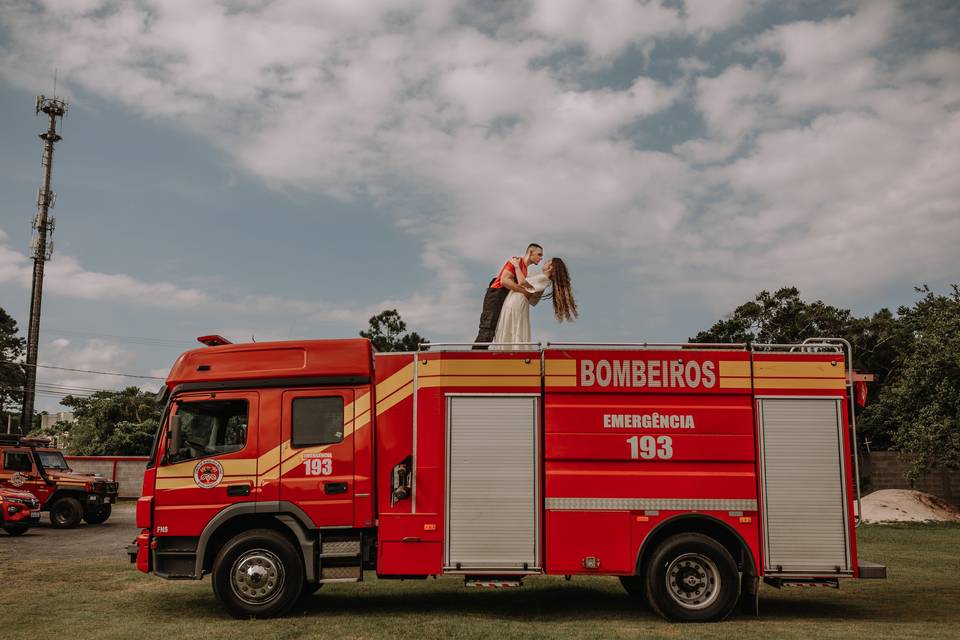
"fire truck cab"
130,337,884,621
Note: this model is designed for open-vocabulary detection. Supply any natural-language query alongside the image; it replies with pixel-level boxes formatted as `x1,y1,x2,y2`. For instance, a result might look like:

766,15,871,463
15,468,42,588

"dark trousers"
473,286,509,349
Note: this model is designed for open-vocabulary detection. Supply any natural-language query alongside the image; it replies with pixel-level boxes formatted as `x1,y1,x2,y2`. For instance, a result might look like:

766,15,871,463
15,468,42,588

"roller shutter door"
759,397,852,574
445,395,539,571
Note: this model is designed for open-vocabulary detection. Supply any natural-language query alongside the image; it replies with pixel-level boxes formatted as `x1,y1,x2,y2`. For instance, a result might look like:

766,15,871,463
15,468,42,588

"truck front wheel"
50,497,83,529
83,504,112,524
3,523,29,536
212,528,304,619
644,533,740,623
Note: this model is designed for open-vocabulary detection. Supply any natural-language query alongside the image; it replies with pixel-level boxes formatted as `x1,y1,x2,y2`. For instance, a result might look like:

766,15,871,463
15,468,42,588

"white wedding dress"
491,273,550,350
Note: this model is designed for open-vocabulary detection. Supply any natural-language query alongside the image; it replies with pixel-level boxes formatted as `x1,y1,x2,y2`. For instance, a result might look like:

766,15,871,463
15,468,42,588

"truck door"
152,391,260,537
1,448,51,505
279,388,355,527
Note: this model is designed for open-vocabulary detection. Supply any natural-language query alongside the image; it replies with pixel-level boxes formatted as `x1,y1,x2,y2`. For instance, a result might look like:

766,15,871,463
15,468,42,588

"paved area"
0,499,138,560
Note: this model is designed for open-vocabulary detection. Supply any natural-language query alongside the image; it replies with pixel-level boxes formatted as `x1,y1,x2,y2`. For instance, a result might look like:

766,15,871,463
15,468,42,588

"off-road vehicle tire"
83,503,112,524
50,496,84,529
212,528,304,619
644,533,740,623
3,523,29,536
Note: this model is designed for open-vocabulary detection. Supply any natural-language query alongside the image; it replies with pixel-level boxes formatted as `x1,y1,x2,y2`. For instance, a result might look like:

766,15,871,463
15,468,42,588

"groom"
472,243,544,349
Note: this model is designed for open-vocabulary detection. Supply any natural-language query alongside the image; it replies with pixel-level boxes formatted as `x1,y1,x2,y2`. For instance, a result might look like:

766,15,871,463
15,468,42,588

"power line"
0,359,165,380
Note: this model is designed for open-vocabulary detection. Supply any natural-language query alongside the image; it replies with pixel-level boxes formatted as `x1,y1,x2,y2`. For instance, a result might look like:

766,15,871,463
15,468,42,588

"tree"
691,286,911,449
360,309,427,352
35,387,161,455
0,307,26,429
862,285,960,478
690,287,855,344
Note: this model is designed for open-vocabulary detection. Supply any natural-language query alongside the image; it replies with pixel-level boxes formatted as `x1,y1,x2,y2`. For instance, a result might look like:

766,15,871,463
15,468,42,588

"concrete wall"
65,456,149,498
862,451,960,504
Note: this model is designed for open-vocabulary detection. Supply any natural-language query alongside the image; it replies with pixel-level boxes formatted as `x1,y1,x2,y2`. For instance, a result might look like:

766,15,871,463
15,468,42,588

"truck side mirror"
168,414,182,460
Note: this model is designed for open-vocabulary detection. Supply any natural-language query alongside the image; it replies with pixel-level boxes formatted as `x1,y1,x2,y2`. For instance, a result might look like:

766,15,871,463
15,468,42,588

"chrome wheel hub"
665,553,720,610
230,549,285,606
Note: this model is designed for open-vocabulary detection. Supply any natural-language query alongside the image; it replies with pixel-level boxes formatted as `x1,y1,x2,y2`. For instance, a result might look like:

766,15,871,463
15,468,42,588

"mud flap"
740,573,759,616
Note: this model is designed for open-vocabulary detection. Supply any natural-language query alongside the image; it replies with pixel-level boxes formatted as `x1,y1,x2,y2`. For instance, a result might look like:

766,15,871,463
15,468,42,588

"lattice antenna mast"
21,93,68,432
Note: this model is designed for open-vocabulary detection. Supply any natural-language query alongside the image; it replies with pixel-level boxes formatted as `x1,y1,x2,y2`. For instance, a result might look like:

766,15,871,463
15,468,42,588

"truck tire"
50,496,84,529
644,533,740,623
619,575,644,599
3,523,29,536
212,528,304,619
83,504,112,524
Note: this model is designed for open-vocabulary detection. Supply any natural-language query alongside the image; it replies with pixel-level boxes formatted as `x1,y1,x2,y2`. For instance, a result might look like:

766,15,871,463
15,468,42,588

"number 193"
627,435,673,460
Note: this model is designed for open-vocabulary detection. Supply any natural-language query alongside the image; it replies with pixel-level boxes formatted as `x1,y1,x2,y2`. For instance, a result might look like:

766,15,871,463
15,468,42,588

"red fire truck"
129,336,884,621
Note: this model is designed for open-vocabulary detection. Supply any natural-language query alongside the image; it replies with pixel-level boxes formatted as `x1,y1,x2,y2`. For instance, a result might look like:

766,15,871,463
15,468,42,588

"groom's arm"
501,270,532,298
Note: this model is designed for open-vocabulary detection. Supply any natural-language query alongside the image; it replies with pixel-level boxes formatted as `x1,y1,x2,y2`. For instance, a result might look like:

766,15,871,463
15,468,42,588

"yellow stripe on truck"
754,361,845,378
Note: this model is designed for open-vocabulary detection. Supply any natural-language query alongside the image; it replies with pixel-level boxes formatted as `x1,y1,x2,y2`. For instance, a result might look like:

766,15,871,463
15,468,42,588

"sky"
0,0,958,411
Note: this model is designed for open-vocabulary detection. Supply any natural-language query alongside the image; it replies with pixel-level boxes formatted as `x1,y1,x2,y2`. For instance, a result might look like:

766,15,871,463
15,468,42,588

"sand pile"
861,489,960,523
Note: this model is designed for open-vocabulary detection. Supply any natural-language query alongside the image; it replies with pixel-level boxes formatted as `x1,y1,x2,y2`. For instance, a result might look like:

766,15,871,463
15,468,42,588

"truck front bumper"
128,529,151,573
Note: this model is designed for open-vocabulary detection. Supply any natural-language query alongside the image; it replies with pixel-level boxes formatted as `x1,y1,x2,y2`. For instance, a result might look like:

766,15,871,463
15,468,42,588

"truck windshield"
37,451,70,470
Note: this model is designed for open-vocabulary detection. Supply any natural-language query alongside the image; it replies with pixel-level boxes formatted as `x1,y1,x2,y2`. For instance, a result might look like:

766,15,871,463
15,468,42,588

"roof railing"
751,342,844,353
546,342,748,350
418,342,540,352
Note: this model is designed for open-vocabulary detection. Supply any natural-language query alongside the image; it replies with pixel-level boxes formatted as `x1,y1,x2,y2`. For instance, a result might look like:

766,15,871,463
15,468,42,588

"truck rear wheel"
83,504,112,524
644,533,740,623
212,528,304,619
3,523,29,536
50,496,83,529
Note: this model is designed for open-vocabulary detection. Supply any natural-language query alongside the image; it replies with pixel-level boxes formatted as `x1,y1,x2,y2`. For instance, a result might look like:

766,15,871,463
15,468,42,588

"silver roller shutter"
445,395,539,571
759,398,852,574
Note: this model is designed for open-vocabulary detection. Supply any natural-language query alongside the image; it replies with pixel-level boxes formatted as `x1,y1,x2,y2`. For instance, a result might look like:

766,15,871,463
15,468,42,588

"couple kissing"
473,243,578,351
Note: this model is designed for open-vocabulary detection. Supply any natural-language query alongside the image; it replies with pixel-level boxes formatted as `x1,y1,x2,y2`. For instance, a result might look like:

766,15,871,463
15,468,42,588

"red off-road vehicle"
0,486,41,535
0,434,119,528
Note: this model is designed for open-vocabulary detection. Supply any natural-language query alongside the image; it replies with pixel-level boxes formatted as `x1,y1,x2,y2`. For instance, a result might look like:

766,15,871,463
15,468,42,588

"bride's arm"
509,257,528,285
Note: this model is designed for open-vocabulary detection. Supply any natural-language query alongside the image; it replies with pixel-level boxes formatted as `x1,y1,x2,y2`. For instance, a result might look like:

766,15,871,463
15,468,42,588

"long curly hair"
547,258,578,322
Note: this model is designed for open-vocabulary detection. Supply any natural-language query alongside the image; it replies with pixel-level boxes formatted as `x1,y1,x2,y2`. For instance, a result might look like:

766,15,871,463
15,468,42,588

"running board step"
764,577,839,589
320,565,362,581
316,531,363,583
465,576,524,588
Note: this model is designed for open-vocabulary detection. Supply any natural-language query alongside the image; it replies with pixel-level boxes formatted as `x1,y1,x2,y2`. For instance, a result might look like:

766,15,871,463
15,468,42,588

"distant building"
40,411,75,429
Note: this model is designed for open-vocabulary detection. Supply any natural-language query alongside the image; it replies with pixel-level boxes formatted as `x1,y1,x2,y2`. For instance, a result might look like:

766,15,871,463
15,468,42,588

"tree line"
2,287,957,478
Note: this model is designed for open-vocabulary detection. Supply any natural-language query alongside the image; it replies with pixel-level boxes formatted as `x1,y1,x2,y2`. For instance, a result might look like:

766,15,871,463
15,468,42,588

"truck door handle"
324,482,348,495
227,485,250,497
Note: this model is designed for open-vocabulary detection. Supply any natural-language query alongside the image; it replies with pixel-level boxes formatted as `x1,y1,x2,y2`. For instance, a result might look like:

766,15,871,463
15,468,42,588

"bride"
491,257,577,350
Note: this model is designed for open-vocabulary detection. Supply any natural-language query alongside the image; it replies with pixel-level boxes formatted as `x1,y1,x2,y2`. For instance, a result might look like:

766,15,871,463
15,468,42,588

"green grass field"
2,523,958,640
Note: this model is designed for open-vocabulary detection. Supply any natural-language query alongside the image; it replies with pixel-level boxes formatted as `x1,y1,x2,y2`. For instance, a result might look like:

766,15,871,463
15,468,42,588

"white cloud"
683,0,765,34
526,0,682,58
0,233,210,309
0,0,957,341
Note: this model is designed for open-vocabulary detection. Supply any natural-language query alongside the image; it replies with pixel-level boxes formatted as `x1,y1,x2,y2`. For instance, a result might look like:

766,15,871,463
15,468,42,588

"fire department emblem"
10,472,27,487
193,459,224,489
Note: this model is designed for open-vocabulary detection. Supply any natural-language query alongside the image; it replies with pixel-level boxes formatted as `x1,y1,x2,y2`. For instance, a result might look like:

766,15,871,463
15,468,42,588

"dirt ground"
0,499,137,560
861,490,960,523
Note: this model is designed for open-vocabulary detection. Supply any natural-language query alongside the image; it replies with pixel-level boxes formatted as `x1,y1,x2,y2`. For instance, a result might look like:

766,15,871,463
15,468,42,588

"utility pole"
21,94,68,433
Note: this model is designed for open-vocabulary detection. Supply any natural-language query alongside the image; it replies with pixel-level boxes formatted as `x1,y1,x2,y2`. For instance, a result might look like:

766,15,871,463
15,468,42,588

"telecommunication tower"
20,94,68,431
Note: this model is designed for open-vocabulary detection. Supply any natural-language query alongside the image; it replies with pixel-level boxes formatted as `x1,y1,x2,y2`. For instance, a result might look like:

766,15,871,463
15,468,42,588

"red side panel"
374,350,541,576
543,348,762,576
